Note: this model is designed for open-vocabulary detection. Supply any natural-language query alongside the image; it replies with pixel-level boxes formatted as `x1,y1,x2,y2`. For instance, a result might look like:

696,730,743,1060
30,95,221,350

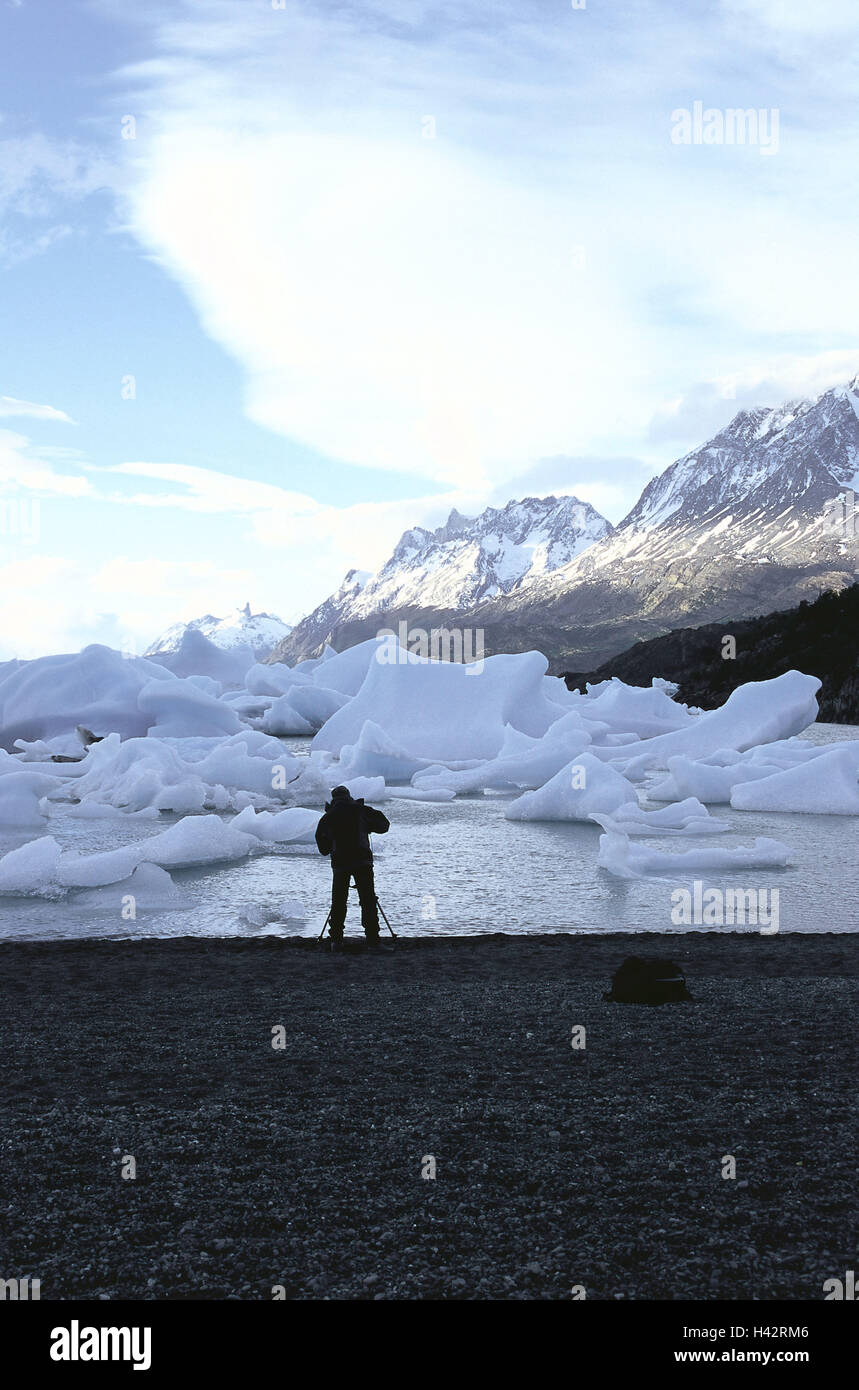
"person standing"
315,786,390,950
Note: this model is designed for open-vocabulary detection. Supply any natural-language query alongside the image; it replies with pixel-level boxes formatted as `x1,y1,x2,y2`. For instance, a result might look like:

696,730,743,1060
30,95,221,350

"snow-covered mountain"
273,496,612,662
146,603,291,661
476,376,859,669
275,375,859,671
614,381,859,543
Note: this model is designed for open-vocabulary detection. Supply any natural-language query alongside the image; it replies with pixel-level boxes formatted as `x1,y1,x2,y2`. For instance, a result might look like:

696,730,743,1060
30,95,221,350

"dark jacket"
315,795,389,870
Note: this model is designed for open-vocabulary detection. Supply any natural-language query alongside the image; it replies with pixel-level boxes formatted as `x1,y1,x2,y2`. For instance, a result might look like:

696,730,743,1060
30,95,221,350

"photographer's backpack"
604,956,692,1005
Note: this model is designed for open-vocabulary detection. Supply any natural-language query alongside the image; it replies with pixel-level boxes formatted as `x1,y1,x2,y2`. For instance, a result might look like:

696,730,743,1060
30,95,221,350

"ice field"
0,635,856,938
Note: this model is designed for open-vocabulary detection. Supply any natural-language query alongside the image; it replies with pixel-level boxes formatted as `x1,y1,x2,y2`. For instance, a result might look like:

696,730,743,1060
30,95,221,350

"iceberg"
505,753,638,822
313,649,567,760
0,645,174,750
139,677,245,739
606,671,820,776
595,797,729,836
147,627,255,688
0,770,59,827
595,825,793,878
71,863,192,910
730,742,859,815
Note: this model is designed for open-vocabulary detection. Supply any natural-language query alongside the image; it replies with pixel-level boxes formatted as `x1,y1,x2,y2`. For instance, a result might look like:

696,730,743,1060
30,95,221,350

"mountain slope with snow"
274,496,612,662
275,375,859,670
147,603,291,661
472,376,859,668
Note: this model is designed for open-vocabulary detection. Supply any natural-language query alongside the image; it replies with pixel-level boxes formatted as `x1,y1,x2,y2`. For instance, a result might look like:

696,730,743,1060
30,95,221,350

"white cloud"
0,427,92,497
93,457,467,594
647,350,859,445
492,454,658,525
104,0,859,494
124,124,634,491
95,460,321,516
0,555,77,658
0,396,75,424
720,0,857,38
0,552,260,660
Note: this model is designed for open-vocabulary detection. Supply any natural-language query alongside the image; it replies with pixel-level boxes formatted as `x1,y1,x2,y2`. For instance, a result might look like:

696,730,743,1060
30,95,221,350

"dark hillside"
563,585,859,722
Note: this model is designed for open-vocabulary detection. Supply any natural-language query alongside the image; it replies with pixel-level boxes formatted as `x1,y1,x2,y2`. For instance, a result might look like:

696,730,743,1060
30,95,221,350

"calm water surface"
0,724,856,939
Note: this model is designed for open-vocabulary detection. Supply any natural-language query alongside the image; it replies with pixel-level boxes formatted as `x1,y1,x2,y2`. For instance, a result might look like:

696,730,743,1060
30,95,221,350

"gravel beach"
0,933,856,1301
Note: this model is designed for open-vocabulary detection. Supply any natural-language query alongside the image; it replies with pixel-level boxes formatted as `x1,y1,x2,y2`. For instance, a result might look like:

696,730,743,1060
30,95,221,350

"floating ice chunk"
0,771,59,827
595,824,793,878
244,662,302,697
72,735,210,813
649,755,785,804
219,692,273,720
71,863,192,910
339,721,435,783
66,801,159,820
309,637,388,696
139,677,245,739
133,815,259,868
67,814,258,884
603,797,729,835
505,753,637,822
575,677,694,738
0,836,64,897
340,775,388,802
12,733,84,761
606,672,820,776
261,694,315,737
0,645,174,750
649,737,840,803
193,746,300,799
152,778,209,815
279,683,349,731
151,628,255,688
185,674,223,698
0,811,259,895
231,806,319,842
58,844,145,888
279,756,341,805
414,720,592,796
261,686,344,739
314,649,566,760
240,898,306,927
730,742,859,815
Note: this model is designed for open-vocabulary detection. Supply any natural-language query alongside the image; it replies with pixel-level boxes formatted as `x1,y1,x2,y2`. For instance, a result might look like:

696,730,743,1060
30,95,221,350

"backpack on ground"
604,956,692,1005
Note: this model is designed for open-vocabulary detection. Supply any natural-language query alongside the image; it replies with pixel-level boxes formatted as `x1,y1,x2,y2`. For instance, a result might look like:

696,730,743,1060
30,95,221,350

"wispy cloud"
0,427,92,497
95,460,321,516
0,395,75,424
647,351,859,445
103,0,859,492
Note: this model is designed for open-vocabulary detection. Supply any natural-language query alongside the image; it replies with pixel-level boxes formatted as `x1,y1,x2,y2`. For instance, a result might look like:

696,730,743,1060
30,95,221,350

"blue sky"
0,0,856,656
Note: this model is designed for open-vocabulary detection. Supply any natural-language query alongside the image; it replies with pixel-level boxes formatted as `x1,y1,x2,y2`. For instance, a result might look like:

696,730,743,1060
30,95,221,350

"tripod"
317,878,398,944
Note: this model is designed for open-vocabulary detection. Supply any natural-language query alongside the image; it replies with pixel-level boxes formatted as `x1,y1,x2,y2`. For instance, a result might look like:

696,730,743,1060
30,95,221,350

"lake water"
0,723,856,939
